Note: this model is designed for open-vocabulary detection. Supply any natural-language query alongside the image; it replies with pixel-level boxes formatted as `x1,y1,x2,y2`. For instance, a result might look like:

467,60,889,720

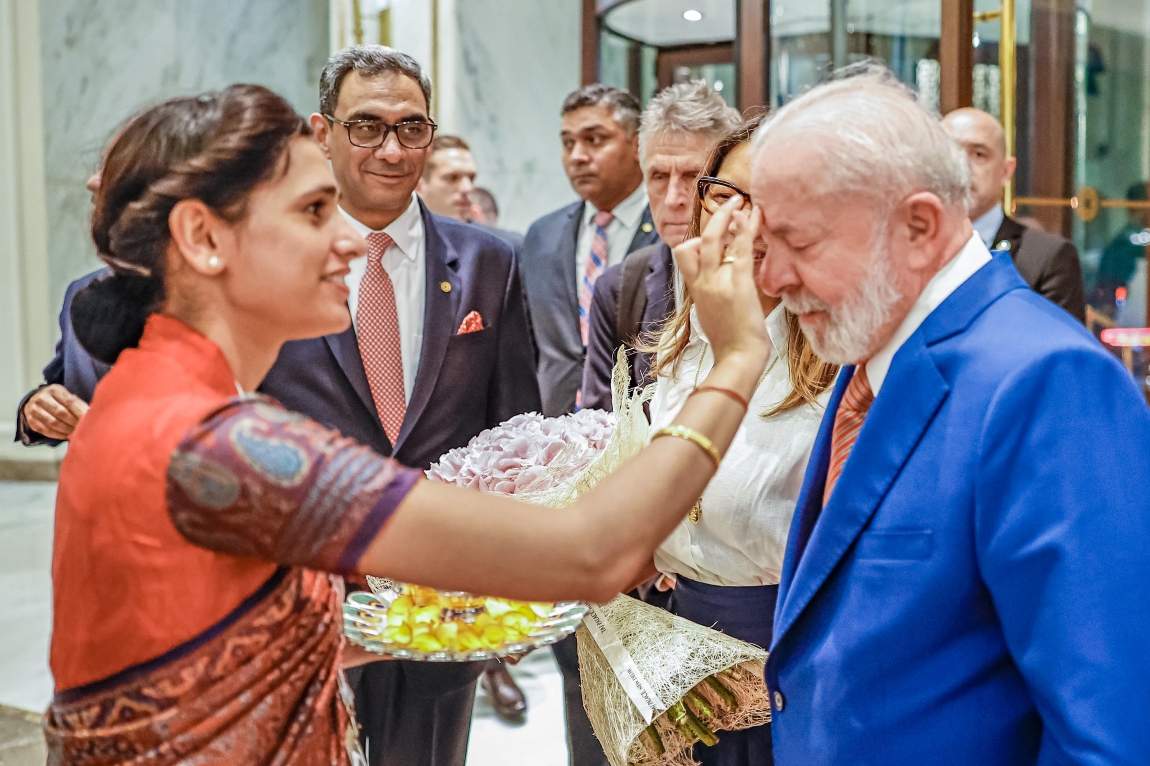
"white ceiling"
603,0,736,46
603,0,1150,49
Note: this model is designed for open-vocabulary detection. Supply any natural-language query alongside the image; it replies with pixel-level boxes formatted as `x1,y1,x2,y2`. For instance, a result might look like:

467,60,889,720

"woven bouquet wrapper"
426,353,771,765
521,354,771,766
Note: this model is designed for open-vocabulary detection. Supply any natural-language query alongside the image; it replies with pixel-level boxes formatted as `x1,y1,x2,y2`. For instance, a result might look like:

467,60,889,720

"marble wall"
429,1,582,233
38,0,330,313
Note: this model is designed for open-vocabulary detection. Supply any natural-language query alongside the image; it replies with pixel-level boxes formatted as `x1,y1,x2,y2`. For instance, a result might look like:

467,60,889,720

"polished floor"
0,481,568,765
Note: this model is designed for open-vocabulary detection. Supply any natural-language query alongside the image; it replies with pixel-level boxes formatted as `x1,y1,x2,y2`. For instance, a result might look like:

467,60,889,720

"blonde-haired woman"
647,115,839,766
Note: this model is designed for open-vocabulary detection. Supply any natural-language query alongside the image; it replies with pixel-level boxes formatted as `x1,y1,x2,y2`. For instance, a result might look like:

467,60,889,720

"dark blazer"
992,215,1086,322
768,252,1150,764
581,241,674,411
521,200,659,416
261,203,541,470
15,267,111,446
260,203,541,766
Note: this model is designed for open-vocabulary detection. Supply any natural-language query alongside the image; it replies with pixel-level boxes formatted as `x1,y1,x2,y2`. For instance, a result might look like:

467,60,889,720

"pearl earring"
208,256,220,268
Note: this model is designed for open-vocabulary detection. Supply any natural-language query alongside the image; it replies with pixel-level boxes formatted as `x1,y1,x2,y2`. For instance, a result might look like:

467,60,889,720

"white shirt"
866,233,992,396
574,184,649,290
972,205,1006,249
650,304,833,586
341,196,426,404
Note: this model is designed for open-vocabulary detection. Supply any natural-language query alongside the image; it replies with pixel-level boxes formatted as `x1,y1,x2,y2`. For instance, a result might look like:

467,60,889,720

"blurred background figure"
1096,181,1150,322
520,84,658,422
470,187,500,227
942,107,1085,322
417,135,478,221
582,80,741,411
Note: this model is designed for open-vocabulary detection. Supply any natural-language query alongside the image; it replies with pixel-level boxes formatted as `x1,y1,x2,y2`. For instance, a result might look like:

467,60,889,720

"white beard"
780,234,902,364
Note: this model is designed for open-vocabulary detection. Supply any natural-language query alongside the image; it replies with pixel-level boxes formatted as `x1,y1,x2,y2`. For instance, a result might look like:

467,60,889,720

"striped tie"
578,210,614,346
358,232,407,445
823,364,874,504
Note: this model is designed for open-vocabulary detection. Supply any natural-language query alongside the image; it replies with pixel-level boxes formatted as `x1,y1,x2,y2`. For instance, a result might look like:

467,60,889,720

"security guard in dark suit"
943,107,1085,322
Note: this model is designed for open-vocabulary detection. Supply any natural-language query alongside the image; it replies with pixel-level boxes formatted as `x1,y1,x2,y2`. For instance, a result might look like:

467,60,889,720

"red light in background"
1117,287,1128,302
1101,328,1150,347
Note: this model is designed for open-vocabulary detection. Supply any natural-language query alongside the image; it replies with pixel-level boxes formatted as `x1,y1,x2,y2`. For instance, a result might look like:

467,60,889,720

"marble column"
387,0,582,233
0,0,53,468
1,0,330,469
448,0,582,233
38,0,330,313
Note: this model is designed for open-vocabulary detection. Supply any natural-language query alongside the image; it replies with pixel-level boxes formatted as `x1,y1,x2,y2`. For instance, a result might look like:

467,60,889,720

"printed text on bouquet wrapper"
583,605,664,724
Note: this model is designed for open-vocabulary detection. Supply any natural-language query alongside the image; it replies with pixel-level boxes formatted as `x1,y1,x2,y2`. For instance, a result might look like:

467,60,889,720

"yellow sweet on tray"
362,588,555,654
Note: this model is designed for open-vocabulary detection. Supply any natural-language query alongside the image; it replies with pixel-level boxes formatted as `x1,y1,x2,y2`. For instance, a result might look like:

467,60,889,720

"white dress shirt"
972,205,1006,249
574,184,649,289
650,304,833,587
866,233,992,396
341,196,426,404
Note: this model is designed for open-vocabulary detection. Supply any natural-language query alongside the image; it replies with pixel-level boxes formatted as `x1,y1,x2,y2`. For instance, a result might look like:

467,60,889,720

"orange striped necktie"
823,364,875,505
358,232,407,444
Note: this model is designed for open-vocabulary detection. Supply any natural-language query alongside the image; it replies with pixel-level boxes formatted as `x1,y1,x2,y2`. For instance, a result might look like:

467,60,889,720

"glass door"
1000,0,1150,381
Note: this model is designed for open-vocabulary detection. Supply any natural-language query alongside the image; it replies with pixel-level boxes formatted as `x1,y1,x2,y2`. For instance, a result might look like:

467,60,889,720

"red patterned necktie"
823,364,875,505
358,232,407,444
578,210,614,345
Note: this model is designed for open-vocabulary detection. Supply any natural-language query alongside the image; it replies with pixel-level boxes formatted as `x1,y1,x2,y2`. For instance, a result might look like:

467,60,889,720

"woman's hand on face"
674,196,770,367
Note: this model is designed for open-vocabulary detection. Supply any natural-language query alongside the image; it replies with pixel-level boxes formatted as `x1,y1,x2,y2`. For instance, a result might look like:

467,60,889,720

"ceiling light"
683,9,703,21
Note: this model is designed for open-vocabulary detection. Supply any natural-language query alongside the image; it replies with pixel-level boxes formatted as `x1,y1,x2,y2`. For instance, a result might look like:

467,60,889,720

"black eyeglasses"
697,176,752,214
324,115,438,149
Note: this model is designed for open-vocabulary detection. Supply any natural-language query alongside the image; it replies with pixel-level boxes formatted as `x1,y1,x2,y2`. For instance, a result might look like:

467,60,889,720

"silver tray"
343,580,588,662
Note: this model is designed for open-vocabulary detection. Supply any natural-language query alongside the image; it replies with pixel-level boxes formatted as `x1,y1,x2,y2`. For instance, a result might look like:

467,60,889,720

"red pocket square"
457,311,484,334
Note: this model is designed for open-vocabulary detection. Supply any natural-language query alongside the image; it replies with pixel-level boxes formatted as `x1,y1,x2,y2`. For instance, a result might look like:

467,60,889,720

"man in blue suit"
753,66,1150,764
260,47,540,766
521,84,660,419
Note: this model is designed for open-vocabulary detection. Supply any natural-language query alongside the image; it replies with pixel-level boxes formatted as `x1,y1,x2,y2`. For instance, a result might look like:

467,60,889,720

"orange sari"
46,315,421,765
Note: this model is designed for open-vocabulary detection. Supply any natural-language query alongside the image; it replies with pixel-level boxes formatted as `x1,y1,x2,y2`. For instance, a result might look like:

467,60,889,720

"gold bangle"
651,425,722,469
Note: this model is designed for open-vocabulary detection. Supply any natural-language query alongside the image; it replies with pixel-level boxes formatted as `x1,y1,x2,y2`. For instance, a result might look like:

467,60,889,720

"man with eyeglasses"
259,45,540,766
581,81,740,412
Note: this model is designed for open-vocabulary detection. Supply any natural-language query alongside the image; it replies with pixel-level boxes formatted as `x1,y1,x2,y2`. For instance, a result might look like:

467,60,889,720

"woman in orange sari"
45,84,769,765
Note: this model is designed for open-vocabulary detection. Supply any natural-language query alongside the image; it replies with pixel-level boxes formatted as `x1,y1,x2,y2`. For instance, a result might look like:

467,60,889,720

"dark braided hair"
73,84,309,364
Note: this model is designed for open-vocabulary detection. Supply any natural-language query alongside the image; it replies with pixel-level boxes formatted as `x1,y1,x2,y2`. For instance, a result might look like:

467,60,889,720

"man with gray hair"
582,80,740,410
751,64,1149,764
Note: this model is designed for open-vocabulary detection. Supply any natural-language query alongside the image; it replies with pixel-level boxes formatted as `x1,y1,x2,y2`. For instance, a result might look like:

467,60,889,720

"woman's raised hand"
673,196,770,369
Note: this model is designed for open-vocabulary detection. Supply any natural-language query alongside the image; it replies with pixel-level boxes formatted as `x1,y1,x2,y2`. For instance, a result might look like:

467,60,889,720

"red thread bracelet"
691,385,750,410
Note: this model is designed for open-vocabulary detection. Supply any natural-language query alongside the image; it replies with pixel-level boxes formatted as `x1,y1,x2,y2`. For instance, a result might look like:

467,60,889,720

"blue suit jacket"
260,203,541,471
521,200,659,416
768,252,1150,765
15,268,111,447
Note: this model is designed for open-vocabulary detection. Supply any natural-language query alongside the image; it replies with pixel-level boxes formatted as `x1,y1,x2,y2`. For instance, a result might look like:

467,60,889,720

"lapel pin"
996,240,1011,252
440,281,452,293
641,222,653,233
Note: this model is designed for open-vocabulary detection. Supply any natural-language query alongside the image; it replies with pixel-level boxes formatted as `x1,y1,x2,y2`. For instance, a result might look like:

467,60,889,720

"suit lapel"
627,206,660,253
773,253,1027,645
773,368,846,641
324,329,381,430
774,333,951,644
555,202,585,356
395,204,461,450
992,215,1026,257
